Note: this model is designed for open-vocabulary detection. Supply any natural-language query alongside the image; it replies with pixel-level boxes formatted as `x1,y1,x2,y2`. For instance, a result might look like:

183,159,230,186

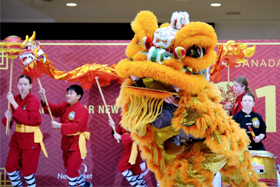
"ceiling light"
211,3,221,7
66,3,77,7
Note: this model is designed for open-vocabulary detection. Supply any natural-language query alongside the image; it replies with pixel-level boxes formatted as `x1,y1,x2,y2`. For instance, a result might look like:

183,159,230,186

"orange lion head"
116,11,218,136
117,11,217,96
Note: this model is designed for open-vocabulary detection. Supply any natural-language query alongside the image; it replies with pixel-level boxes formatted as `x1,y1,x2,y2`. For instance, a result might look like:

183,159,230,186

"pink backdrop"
0,40,279,186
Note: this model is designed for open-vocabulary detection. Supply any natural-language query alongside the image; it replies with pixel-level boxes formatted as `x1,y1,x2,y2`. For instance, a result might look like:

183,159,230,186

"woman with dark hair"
39,84,92,187
233,93,266,150
2,74,48,187
225,76,255,115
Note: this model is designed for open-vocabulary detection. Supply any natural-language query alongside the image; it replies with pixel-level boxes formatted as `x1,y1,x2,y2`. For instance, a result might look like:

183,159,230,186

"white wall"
215,23,280,40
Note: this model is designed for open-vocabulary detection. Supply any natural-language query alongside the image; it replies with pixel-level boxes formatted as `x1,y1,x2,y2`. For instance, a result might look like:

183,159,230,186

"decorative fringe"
121,94,164,137
123,87,173,99
132,126,163,181
116,78,133,108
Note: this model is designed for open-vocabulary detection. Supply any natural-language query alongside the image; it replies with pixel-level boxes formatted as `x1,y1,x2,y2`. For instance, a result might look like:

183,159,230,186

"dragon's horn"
29,31,36,42
21,35,29,47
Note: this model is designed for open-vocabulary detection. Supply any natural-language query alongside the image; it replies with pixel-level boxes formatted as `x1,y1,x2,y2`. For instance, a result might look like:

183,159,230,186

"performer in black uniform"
233,93,266,150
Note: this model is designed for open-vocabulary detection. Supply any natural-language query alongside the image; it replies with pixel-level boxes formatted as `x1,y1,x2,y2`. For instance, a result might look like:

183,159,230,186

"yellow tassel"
121,94,164,137
128,142,138,164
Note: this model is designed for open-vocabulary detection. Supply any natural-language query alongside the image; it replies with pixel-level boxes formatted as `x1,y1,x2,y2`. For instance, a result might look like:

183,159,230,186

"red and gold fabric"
42,100,89,177
42,101,89,152
210,40,256,82
2,93,44,176
15,124,48,158
67,131,90,159
55,63,124,88
115,124,142,175
2,93,42,149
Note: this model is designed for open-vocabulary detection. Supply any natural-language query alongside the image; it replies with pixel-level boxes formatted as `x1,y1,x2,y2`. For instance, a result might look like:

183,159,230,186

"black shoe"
84,181,93,187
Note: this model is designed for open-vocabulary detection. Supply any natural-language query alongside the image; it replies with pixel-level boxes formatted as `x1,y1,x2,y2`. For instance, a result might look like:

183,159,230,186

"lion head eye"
186,45,205,58
132,78,146,88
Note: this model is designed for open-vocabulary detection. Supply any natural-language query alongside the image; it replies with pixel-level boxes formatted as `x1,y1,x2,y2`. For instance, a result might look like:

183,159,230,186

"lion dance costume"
115,11,266,187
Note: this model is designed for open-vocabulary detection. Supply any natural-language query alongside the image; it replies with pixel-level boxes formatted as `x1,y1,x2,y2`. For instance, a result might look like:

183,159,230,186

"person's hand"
51,121,61,128
165,96,179,107
7,92,15,104
7,92,18,109
4,110,12,119
225,102,232,110
38,88,46,103
109,119,115,128
253,136,261,143
113,133,121,140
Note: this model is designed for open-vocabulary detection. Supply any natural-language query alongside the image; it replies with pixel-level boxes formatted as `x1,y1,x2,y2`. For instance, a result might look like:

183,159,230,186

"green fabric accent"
151,48,159,62
160,53,166,62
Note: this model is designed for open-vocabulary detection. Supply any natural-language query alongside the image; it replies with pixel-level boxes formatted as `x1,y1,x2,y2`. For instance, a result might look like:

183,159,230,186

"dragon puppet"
210,40,256,82
18,31,65,80
115,11,266,187
7,31,122,87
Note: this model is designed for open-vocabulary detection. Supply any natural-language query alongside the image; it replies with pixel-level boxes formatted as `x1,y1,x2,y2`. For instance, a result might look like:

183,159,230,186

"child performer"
39,84,92,187
109,118,147,187
233,93,266,150
2,74,48,187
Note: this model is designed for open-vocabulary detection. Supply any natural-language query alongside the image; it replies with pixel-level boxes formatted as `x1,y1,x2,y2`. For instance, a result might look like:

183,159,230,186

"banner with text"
0,40,279,186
